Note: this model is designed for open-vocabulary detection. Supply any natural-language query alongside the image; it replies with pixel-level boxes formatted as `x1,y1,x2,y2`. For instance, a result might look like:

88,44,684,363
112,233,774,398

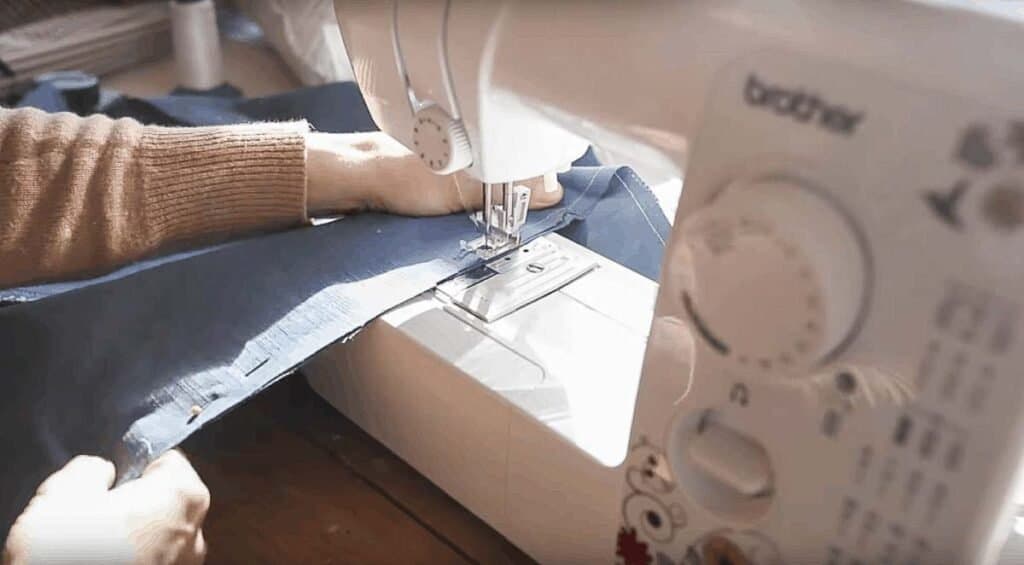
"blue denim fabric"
4,82,669,304
0,81,670,532
0,164,652,533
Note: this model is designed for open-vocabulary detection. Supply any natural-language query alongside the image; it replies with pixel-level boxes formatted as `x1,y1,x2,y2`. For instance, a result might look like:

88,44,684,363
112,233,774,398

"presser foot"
462,182,532,259
461,232,520,259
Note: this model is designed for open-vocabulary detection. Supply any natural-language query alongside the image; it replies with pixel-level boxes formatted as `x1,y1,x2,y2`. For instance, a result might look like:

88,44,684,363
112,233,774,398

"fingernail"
543,172,559,193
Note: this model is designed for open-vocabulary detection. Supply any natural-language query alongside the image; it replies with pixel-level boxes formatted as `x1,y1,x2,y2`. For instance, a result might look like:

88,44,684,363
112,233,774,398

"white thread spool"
170,0,224,90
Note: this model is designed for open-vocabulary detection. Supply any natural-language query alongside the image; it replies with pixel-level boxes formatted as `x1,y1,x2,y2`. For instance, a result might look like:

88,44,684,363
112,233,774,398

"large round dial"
411,103,472,174
680,178,867,377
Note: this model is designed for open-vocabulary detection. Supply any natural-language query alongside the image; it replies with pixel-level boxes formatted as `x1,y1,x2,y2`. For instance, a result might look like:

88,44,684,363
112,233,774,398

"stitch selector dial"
680,178,867,377
411,103,473,175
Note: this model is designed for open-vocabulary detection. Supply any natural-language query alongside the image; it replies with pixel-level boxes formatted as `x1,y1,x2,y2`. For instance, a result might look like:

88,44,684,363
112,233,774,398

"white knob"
411,103,472,174
681,178,867,377
688,421,772,497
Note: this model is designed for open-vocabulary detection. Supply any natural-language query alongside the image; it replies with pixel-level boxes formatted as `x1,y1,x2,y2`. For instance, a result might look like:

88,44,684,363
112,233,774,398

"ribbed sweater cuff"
139,120,309,247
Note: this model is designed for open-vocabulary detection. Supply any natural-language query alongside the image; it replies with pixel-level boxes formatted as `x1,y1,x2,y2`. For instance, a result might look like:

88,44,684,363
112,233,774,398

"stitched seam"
614,170,666,247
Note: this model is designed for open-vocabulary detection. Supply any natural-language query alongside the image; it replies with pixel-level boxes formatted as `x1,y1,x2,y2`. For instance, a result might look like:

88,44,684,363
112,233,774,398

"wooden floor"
181,375,536,565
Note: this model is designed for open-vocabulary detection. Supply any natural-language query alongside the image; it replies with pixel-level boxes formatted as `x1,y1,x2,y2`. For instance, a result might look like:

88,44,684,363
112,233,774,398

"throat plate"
437,236,598,322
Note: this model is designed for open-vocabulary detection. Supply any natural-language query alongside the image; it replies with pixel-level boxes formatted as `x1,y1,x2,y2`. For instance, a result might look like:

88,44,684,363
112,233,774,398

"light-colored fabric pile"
232,0,352,86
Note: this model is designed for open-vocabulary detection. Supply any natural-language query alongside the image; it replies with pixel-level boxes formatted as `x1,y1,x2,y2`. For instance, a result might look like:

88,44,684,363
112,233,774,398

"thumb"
36,455,116,496
523,172,565,210
135,450,210,525
450,171,564,213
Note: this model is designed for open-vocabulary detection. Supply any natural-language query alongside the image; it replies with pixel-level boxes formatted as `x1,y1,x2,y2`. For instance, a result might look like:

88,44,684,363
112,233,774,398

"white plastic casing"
623,47,1024,565
329,1,1024,564
333,0,589,183
305,236,657,564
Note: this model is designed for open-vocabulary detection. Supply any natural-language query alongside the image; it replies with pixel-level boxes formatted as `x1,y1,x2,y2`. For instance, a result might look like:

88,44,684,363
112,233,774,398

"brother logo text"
744,73,864,135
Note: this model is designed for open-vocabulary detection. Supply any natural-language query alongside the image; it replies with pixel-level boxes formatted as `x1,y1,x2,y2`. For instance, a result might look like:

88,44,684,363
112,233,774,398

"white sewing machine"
306,2,1024,563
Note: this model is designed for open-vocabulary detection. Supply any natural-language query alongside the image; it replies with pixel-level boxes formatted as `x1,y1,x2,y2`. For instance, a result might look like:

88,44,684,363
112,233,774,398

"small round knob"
411,103,472,174
680,178,867,377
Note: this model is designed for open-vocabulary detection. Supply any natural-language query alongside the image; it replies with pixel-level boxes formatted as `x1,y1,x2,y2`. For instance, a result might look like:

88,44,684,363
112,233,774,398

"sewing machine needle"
482,182,492,249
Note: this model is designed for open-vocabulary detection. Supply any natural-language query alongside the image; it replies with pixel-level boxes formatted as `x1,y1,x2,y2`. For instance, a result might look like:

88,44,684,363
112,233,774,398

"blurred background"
0,0,351,104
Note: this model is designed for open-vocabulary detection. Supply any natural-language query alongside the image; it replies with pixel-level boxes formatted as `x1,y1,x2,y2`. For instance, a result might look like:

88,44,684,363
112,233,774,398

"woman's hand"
305,132,565,217
4,451,209,565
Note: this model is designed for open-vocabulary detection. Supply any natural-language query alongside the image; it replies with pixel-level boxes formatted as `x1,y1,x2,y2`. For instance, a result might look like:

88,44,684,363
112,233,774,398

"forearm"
0,107,308,288
0,107,563,290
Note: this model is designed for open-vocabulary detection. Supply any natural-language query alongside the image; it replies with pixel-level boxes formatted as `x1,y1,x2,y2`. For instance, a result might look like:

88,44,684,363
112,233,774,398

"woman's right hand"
304,131,565,217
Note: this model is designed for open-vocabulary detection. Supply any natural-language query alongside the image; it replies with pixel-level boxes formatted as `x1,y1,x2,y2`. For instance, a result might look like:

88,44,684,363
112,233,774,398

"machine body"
307,234,657,562
317,1,1024,563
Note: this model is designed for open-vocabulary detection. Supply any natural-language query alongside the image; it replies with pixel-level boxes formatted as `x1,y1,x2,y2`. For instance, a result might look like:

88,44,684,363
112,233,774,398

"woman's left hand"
4,451,209,565
304,132,565,217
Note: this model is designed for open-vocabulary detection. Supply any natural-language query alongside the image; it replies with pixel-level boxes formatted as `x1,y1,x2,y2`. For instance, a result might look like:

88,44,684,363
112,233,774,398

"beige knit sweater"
0,107,309,288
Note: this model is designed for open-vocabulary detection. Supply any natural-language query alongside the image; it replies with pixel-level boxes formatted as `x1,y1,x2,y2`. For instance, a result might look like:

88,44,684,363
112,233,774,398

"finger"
141,448,192,475
524,172,564,210
449,172,564,213
190,528,208,565
139,450,211,525
36,455,115,496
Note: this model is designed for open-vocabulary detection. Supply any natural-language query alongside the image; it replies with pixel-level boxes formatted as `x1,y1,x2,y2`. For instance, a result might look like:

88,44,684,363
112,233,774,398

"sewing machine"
306,1,1024,563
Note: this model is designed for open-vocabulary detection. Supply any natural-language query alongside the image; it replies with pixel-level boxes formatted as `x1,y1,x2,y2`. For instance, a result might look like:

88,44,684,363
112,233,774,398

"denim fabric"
4,83,667,306
0,165,648,533
0,81,670,532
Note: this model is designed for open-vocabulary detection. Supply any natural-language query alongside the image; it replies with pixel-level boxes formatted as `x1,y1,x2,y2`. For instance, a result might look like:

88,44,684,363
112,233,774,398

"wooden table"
182,376,536,565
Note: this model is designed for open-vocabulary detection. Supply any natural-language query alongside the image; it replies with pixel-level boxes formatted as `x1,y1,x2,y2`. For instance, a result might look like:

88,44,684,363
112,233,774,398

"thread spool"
170,0,224,90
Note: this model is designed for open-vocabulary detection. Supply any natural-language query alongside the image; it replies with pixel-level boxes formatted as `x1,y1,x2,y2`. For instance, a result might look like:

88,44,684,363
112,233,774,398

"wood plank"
182,382,470,565
182,376,536,565
257,376,536,565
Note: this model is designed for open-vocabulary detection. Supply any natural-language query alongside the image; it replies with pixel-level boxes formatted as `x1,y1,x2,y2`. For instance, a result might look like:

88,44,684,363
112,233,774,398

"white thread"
452,174,483,230
614,170,667,247
170,0,224,90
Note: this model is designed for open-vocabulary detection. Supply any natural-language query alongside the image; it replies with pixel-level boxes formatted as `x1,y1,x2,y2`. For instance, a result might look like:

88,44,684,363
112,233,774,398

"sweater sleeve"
0,107,308,288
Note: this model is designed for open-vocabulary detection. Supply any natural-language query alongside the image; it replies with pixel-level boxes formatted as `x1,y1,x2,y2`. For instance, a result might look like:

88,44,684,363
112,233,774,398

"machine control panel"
616,51,1024,565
